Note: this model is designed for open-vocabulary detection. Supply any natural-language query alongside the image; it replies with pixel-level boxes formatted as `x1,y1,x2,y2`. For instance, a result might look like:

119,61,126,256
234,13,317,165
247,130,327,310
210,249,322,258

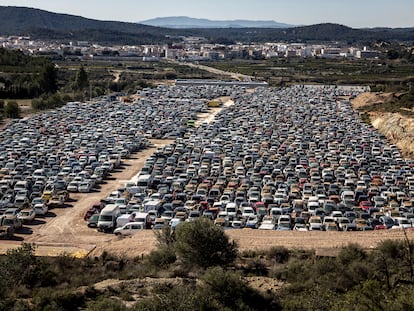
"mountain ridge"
0,6,413,44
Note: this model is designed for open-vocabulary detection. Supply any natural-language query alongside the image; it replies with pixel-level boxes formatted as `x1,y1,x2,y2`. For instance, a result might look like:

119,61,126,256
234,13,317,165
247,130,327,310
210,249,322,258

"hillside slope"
352,92,414,158
0,6,170,44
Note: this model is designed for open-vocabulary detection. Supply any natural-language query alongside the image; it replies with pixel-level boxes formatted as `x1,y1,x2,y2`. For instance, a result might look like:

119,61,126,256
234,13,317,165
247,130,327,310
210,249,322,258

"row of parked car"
0,85,243,238
85,84,413,235
0,81,412,238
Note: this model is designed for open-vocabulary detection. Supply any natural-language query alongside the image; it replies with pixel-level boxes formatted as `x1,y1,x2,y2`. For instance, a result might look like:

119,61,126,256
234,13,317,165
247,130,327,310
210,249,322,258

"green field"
201,57,414,88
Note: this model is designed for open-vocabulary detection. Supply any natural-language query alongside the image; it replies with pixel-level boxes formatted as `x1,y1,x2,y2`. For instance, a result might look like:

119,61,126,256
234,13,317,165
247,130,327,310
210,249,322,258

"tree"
0,99,4,120
38,63,58,93
74,65,89,90
174,217,237,269
387,50,400,60
0,243,39,297
4,100,20,118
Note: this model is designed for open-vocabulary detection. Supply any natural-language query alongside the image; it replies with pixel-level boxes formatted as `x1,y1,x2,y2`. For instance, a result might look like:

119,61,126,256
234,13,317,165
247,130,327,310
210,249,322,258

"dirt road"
166,59,254,82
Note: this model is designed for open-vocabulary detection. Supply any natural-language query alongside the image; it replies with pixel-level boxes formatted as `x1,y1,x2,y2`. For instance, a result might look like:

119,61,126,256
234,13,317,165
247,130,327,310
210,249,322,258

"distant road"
165,59,255,82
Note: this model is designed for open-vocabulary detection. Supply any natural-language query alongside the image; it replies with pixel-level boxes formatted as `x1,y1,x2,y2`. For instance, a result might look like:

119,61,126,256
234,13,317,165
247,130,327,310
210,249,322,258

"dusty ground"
87,228,414,259
351,92,394,109
1,92,414,258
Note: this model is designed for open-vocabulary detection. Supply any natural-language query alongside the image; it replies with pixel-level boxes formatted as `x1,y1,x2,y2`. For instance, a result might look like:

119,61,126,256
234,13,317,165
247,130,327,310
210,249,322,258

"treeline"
1,219,414,310
25,22,414,45
0,48,58,99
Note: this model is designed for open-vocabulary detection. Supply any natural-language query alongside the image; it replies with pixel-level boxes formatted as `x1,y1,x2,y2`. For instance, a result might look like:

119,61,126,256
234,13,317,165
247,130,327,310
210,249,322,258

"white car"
67,181,79,192
169,218,184,230
18,208,36,223
113,222,145,236
33,203,48,216
391,217,413,229
293,223,309,231
241,206,255,218
78,181,92,193
258,220,276,230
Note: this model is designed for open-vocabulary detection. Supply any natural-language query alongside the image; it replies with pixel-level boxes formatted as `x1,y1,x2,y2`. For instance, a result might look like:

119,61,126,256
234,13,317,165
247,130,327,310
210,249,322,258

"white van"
116,212,152,229
144,200,162,213
113,222,144,236
341,191,355,202
225,202,238,217
97,204,120,232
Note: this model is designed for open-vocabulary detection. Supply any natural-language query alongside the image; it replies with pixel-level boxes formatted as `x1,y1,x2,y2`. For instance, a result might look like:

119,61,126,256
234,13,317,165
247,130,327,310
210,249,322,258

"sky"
0,0,412,28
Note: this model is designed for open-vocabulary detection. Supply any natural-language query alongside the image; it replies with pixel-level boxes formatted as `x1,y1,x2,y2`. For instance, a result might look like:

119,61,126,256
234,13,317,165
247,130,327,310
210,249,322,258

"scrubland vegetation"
1,219,414,310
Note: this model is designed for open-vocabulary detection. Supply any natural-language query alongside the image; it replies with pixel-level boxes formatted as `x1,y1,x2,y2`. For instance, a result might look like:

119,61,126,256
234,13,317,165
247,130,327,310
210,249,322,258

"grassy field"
201,58,414,88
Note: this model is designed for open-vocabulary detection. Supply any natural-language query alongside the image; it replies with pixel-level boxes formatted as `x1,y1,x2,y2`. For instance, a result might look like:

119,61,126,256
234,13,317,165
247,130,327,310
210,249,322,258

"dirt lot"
87,227,414,259
1,93,414,258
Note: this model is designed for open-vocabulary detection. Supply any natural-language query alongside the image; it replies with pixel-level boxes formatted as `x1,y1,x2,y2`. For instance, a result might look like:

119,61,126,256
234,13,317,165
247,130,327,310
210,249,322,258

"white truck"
137,174,152,191
97,204,120,232
116,212,152,229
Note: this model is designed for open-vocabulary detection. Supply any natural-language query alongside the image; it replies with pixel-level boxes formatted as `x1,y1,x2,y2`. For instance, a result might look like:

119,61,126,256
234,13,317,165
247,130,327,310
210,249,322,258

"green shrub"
154,225,175,247
32,288,86,311
199,267,274,310
145,246,176,270
86,297,128,311
267,246,290,264
174,217,237,269
4,100,19,118
337,243,367,266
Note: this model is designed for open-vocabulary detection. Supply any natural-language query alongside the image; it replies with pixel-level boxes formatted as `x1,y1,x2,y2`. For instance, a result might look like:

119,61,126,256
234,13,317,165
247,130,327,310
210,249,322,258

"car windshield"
3,218,14,225
89,215,99,221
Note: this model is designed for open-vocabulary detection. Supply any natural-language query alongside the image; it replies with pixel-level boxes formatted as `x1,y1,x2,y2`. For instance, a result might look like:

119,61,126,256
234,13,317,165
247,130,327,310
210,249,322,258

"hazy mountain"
140,16,293,28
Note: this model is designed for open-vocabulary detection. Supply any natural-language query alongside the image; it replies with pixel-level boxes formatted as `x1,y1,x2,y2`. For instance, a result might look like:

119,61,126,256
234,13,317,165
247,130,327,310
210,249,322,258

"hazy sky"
0,0,412,28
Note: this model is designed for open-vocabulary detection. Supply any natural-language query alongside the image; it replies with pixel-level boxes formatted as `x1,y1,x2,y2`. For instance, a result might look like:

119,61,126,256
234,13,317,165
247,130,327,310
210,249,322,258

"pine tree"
74,65,89,90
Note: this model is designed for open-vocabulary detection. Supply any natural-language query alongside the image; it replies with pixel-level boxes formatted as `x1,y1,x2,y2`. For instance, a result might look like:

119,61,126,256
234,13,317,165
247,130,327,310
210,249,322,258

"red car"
374,224,387,230
83,202,104,220
359,201,373,211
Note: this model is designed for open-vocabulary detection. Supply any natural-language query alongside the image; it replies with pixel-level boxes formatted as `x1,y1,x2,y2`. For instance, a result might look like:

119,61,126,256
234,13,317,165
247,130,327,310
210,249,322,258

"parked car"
78,181,93,193
354,218,373,231
1,215,22,231
86,214,99,228
309,216,323,231
325,223,339,231
17,208,36,224
33,203,48,216
245,215,260,229
258,220,276,230
113,222,145,236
